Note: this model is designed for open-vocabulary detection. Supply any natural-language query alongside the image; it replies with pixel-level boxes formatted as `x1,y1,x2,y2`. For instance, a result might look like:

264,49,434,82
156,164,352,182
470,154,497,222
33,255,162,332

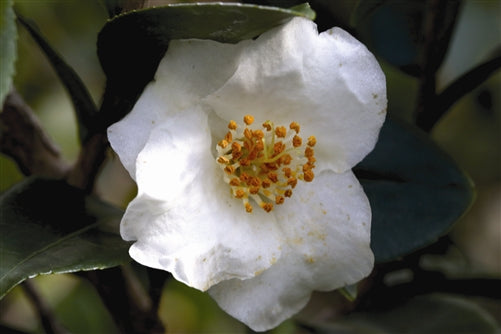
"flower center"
216,114,316,213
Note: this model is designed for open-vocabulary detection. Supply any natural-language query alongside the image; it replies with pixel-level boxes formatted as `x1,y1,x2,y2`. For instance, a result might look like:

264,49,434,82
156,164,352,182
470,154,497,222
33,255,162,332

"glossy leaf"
0,177,131,299
17,15,98,141
97,2,315,129
355,118,474,263
0,0,17,105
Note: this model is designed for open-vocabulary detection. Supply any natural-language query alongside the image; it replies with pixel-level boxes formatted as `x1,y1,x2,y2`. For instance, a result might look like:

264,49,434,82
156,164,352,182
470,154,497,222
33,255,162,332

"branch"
417,54,501,132
0,90,71,178
415,0,461,132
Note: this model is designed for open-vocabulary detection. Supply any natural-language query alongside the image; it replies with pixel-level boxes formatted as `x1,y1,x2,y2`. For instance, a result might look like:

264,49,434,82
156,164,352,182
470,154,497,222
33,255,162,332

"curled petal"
209,171,373,331
120,109,282,291
205,17,386,172
108,37,246,178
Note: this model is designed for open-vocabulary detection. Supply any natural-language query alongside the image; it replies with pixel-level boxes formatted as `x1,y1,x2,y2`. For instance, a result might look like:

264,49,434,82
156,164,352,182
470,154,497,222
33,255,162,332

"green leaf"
0,177,131,299
349,0,388,27
355,118,475,263
300,294,499,334
97,2,315,129
16,15,98,142
0,0,17,105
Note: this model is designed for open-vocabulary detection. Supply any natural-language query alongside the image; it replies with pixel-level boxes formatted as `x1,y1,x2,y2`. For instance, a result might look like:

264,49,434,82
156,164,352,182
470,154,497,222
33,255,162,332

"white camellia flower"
108,16,386,332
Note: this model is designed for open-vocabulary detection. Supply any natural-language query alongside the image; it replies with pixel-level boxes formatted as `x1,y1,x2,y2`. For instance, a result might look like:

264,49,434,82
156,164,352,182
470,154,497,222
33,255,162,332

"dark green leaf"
355,118,475,263
16,15,98,141
300,294,499,334
97,2,314,129
349,0,388,27
0,177,131,299
0,0,17,105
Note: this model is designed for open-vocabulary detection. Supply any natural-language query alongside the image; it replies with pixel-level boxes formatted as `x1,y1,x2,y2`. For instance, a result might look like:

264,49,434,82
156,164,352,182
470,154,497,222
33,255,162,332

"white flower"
108,17,386,331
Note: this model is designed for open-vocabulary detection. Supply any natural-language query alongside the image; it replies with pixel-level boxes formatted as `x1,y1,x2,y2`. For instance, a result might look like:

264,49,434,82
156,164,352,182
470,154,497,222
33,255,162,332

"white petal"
209,171,373,331
121,109,282,291
204,17,386,172
108,37,246,178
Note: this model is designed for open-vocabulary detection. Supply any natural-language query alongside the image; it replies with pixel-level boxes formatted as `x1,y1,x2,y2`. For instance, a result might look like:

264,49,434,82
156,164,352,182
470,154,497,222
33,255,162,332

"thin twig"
22,281,69,334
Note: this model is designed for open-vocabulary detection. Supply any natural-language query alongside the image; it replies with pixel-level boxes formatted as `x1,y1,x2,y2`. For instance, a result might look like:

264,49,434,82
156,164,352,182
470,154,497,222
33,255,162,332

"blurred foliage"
0,0,17,105
0,0,499,333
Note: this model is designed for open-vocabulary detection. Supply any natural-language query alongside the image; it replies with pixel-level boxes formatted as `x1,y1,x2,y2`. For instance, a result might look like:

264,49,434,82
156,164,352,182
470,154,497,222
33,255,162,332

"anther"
287,177,298,188
307,135,316,147
244,128,253,140
218,139,229,148
290,122,300,133
217,156,229,164
275,196,285,205
244,115,254,125
232,142,241,152
305,146,314,158
261,203,273,212
267,172,278,183
273,142,285,155
235,189,245,198
292,135,302,148
304,170,314,182
228,120,237,130
245,202,253,213
275,126,287,138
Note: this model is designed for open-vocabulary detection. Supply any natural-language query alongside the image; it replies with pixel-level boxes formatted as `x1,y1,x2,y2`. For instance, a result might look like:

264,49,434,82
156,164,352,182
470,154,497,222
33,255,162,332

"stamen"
216,115,316,213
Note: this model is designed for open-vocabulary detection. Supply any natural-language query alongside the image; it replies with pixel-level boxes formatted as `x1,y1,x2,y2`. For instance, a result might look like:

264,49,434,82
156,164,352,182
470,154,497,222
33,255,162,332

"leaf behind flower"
355,117,475,263
0,177,131,299
97,2,315,130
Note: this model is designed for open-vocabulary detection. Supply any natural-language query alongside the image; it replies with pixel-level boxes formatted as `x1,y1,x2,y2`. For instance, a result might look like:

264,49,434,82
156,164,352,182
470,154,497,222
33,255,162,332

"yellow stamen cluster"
216,114,317,213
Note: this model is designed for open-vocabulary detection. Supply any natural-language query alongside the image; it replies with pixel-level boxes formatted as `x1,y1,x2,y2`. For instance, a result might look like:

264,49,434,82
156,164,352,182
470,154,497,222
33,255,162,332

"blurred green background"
1,0,499,333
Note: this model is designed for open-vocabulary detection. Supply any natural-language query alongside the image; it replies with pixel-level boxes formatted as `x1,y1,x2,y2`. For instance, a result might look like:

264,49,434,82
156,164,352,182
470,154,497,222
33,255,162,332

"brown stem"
418,54,501,132
0,90,71,178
